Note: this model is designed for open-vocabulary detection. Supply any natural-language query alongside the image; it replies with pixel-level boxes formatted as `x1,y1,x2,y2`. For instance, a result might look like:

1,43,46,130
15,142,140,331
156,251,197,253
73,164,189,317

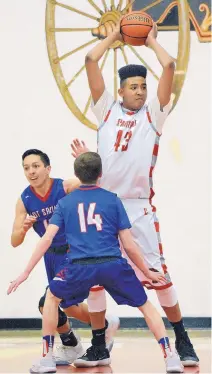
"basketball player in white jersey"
71,22,199,366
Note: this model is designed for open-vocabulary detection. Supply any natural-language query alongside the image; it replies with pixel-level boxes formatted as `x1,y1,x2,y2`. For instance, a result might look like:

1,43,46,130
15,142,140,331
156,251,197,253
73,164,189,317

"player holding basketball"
70,21,199,366
10,149,119,365
8,152,183,374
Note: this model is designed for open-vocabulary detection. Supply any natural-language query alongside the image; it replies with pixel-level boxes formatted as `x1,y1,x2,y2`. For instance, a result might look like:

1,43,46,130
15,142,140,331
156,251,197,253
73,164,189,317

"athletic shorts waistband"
47,244,69,254
72,256,121,265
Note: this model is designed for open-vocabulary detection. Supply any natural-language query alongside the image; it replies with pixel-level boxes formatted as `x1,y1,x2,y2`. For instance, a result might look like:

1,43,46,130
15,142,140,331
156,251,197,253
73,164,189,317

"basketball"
120,11,153,46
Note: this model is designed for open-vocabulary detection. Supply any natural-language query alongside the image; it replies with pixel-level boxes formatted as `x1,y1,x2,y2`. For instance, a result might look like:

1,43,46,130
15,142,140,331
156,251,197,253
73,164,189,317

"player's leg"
62,287,118,357
30,289,60,373
75,306,110,368
99,258,183,373
53,262,111,369
43,253,84,365
157,289,199,366
63,303,90,324
149,211,199,366
123,204,199,366
74,286,113,367
38,287,85,366
87,286,120,351
138,300,183,373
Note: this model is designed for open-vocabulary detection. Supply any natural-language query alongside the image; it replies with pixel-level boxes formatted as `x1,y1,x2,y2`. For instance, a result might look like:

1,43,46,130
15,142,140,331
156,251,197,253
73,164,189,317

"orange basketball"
120,11,153,46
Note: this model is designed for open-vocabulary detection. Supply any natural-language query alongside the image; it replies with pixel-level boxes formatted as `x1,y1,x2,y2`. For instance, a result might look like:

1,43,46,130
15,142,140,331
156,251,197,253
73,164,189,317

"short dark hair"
22,149,50,167
74,152,102,184
118,64,147,86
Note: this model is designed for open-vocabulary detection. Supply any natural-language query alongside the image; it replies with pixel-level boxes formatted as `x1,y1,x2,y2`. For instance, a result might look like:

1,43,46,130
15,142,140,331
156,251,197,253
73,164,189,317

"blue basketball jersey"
21,178,67,246
50,185,131,260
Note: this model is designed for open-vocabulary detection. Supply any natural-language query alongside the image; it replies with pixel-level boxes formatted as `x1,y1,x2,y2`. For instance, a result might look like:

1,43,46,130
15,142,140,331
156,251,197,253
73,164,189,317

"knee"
38,294,46,314
156,286,178,308
57,307,68,328
87,288,106,312
38,289,61,314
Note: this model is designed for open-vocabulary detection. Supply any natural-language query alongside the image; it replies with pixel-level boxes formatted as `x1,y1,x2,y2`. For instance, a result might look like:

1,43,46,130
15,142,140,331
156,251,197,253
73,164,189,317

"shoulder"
53,178,64,187
91,90,114,108
147,96,173,116
91,90,117,124
58,189,77,205
99,187,117,200
21,185,31,200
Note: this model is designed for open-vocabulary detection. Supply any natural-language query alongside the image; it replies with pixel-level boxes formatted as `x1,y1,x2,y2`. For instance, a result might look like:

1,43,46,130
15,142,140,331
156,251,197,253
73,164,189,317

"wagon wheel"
46,0,190,130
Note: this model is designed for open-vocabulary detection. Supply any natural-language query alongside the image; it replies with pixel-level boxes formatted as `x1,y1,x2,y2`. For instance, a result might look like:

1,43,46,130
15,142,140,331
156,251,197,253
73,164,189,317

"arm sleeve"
91,90,115,126
49,203,64,229
148,94,174,134
116,197,132,230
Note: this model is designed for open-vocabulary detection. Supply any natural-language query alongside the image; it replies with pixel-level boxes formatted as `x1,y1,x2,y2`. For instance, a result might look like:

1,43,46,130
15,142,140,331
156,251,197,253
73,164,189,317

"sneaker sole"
56,360,70,366
74,358,111,368
30,367,56,373
166,366,184,373
55,347,85,366
181,359,199,367
166,364,184,373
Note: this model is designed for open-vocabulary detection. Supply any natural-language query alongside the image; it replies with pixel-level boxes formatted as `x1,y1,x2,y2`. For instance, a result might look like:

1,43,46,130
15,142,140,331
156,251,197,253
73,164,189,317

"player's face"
23,155,51,188
118,76,147,111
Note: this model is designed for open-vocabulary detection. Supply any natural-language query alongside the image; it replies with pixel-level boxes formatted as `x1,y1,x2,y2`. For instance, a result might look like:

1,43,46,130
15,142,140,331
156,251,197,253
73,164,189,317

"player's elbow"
11,237,20,248
165,60,175,70
85,53,97,64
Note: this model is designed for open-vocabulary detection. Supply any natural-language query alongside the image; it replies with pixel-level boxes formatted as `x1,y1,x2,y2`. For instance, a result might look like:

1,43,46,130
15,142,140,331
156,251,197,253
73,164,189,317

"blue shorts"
44,252,67,284
49,257,147,308
44,247,74,309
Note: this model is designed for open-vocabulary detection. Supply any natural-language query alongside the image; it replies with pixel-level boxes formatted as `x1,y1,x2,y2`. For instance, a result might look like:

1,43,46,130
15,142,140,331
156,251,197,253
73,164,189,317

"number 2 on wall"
114,130,132,152
78,203,102,232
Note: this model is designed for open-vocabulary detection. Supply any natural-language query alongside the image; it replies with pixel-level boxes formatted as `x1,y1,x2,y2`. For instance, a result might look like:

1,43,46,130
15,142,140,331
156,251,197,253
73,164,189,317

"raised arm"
146,23,175,108
119,229,166,284
11,198,36,247
85,23,122,104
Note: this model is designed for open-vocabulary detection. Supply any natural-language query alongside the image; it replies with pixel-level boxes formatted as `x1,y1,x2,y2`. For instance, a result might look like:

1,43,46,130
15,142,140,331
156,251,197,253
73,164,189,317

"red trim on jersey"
78,186,100,190
120,103,138,116
154,221,159,233
146,109,152,124
126,110,136,116
104,109,112,122
146,109,161,137
90,286,104,292
149,166,154,178
30,179,54,202
149,187,155,201
153,143,159,156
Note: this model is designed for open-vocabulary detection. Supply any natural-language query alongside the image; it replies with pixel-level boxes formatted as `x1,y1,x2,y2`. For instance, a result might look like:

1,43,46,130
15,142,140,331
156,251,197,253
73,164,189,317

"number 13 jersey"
92,90,172,200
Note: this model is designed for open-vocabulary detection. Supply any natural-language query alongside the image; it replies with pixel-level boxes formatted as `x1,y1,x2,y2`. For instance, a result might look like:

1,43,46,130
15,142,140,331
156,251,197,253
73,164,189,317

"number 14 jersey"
92,90,172,199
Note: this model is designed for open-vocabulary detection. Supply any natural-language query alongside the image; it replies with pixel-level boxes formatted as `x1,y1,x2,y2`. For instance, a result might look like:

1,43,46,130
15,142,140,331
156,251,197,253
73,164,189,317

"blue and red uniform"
21,178,69,301
49,185,147,307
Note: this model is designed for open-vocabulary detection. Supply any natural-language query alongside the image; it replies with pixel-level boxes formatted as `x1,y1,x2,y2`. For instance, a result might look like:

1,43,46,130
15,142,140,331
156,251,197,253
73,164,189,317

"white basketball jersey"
92,90,172,199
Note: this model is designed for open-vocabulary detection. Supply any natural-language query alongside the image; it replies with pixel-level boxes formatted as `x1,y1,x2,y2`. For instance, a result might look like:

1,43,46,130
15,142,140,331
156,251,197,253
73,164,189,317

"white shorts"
121,199,172,290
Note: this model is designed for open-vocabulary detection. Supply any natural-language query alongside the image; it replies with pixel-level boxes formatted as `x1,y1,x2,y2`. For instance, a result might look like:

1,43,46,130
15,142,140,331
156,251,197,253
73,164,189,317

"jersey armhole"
146,106,161,137
98,100,116,132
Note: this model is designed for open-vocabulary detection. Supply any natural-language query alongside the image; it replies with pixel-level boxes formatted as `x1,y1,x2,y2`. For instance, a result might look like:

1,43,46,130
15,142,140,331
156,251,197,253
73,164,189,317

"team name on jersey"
31,205,56,218
117,119,136,129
